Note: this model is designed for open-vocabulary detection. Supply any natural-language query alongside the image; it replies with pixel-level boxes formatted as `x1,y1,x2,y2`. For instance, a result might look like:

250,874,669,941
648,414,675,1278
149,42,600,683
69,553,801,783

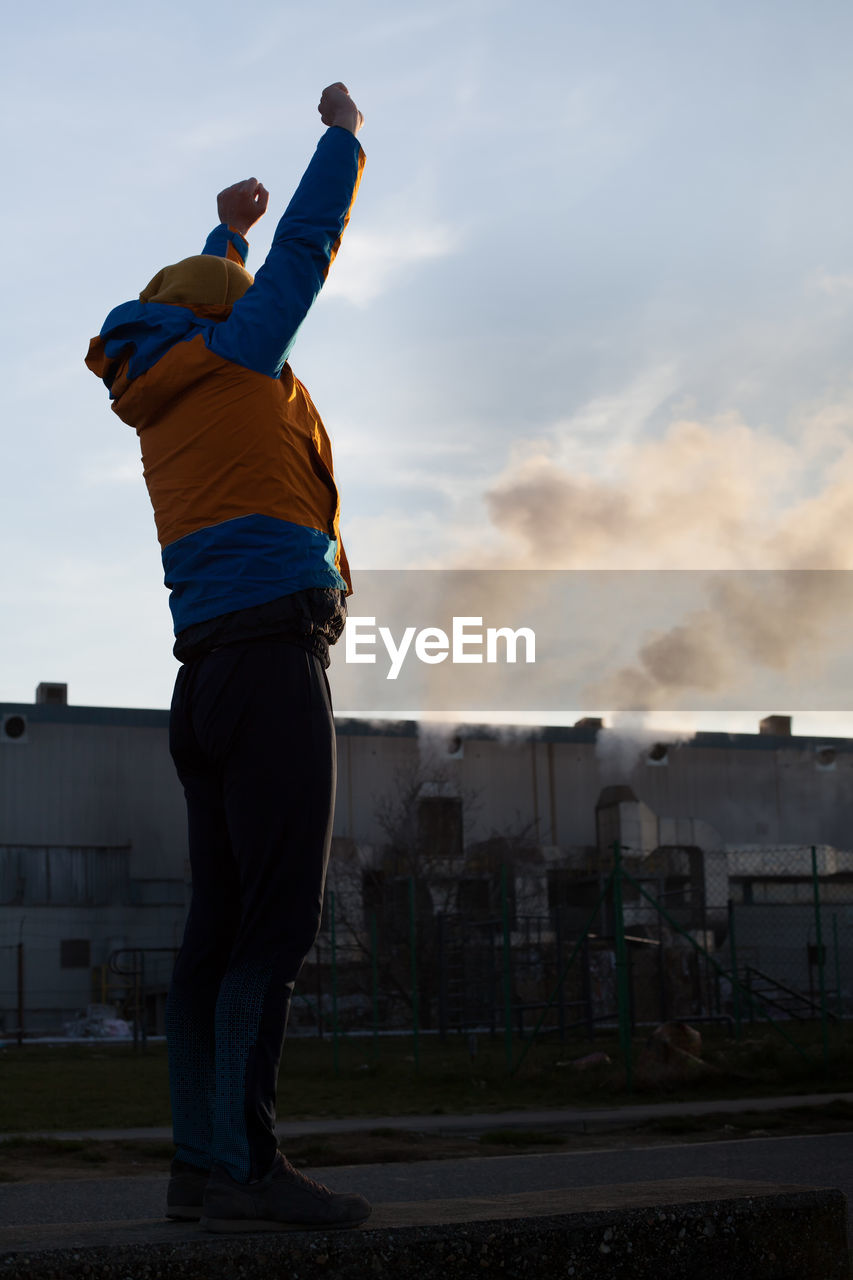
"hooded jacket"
85,126,365,656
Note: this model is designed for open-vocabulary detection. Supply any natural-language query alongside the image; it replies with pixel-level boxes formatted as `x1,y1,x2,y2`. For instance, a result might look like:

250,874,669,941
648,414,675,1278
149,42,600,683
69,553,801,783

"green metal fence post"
132,952,140,1055
728,898,742,1041
140,951,148,1053
370,909,379,1062
511,871,614,1076
330,891,340,1077
811,847,830,1071
833,913,844,1026
745,966,754,1024
612,841,633,1093
16,942,23,1048
409,877,420,1072
316,936,324,1039
501,864,513,1073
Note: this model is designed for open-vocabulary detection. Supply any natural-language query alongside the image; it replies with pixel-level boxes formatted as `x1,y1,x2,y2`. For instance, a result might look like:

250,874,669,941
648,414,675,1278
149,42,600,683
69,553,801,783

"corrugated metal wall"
5,709,853,868
0,717,186,878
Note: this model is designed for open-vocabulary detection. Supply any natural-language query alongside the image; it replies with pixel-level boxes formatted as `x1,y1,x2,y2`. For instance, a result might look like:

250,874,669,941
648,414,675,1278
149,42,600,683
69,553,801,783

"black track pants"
165,639,335,1183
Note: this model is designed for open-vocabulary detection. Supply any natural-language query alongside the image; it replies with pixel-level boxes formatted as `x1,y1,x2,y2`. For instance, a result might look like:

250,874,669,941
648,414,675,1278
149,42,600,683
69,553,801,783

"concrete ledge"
1,1178,849,1279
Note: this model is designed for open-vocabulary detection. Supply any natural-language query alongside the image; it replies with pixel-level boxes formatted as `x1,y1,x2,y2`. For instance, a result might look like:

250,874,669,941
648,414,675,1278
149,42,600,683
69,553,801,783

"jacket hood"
85,299,233,406
85,255,252,408
140,254,253,307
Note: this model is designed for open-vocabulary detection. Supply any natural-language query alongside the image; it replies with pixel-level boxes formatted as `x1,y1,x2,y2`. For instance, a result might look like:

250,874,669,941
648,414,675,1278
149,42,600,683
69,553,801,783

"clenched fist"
318,83,364,136
216,178,270,237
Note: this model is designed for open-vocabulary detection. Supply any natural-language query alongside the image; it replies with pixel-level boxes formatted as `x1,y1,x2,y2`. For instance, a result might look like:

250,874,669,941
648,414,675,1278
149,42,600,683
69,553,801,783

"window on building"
361,868,385,922
547,867,572,911
729,877,847,906
548,869,604,912
455,868,516,926
361,868,434,938
361,869,404,936
417,796,463,860
457,877,491,918
2,846,130,906
60,939,91,969
752,879,814,905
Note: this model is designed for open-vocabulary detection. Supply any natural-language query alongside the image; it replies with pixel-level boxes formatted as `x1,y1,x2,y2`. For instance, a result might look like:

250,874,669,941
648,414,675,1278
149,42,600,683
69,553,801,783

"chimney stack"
35,683,68,706
759,714,791,737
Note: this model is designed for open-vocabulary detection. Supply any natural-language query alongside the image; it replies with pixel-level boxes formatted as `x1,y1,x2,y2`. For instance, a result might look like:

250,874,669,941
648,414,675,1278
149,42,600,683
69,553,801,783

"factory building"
2,687,852,1033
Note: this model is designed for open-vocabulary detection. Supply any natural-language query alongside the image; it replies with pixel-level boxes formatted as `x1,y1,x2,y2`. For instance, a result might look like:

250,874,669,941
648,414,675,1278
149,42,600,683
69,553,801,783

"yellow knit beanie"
140,255,254,307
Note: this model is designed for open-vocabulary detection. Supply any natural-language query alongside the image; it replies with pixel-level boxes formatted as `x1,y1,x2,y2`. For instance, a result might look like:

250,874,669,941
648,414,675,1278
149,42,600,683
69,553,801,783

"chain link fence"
289,843,852,1080
3,844,851,1083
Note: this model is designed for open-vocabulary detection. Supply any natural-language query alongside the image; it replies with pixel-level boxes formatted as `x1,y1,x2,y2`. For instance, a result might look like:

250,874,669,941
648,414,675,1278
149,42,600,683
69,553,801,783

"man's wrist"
328,109,361,136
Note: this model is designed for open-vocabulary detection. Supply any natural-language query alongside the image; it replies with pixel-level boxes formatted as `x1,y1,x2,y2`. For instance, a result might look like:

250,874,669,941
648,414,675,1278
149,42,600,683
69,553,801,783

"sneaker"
200,1151,372,1233
166,1157,211,1221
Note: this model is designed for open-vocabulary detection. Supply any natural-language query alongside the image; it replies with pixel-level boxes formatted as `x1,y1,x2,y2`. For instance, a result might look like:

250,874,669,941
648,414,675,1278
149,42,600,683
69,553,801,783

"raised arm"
206,83,365,378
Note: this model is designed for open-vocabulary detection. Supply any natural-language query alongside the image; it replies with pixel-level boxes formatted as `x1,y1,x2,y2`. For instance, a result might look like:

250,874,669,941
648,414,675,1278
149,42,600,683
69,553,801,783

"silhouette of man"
85,83,370,1232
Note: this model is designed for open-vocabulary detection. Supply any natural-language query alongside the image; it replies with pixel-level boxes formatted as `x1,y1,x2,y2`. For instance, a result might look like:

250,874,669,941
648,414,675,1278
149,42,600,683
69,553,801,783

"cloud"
810,268,853,296
324,224,459,306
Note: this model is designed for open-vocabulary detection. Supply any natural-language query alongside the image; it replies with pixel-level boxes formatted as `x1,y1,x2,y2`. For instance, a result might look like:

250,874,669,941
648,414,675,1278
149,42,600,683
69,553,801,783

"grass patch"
368,1127,423,1142
0,1135,179,1183
0,1043,171,1131
643,1099,853,1139
0,1024,851,1134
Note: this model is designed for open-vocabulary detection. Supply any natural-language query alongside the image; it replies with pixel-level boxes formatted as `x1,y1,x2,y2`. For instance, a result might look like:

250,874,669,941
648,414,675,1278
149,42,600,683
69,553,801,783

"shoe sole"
166,1206,203,1221
200,1212,371,1234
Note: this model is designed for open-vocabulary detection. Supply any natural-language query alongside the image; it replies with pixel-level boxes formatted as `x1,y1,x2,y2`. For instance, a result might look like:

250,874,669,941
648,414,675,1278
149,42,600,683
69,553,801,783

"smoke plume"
480,405,853,712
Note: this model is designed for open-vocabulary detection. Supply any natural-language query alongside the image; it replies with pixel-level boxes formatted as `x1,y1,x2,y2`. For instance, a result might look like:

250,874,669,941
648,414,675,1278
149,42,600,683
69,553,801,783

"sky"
3,0,853,739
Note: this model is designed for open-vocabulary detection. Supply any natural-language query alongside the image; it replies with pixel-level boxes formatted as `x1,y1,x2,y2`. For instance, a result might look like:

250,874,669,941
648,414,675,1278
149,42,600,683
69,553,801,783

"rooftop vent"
36,682,67,706
595,784,638,809
759,715,791,737
2,714,27,742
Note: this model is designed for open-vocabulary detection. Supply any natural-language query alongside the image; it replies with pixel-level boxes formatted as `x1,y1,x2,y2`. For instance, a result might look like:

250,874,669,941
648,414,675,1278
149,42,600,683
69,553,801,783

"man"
85,83,369,1233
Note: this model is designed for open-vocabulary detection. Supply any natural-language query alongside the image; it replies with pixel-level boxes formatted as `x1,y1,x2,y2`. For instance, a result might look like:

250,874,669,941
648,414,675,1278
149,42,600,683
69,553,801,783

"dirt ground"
3,1105,853,1184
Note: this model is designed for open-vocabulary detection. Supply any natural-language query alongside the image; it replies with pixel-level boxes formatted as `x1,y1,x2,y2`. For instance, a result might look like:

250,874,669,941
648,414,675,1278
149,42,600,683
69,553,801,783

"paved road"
2,1131,851,1243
